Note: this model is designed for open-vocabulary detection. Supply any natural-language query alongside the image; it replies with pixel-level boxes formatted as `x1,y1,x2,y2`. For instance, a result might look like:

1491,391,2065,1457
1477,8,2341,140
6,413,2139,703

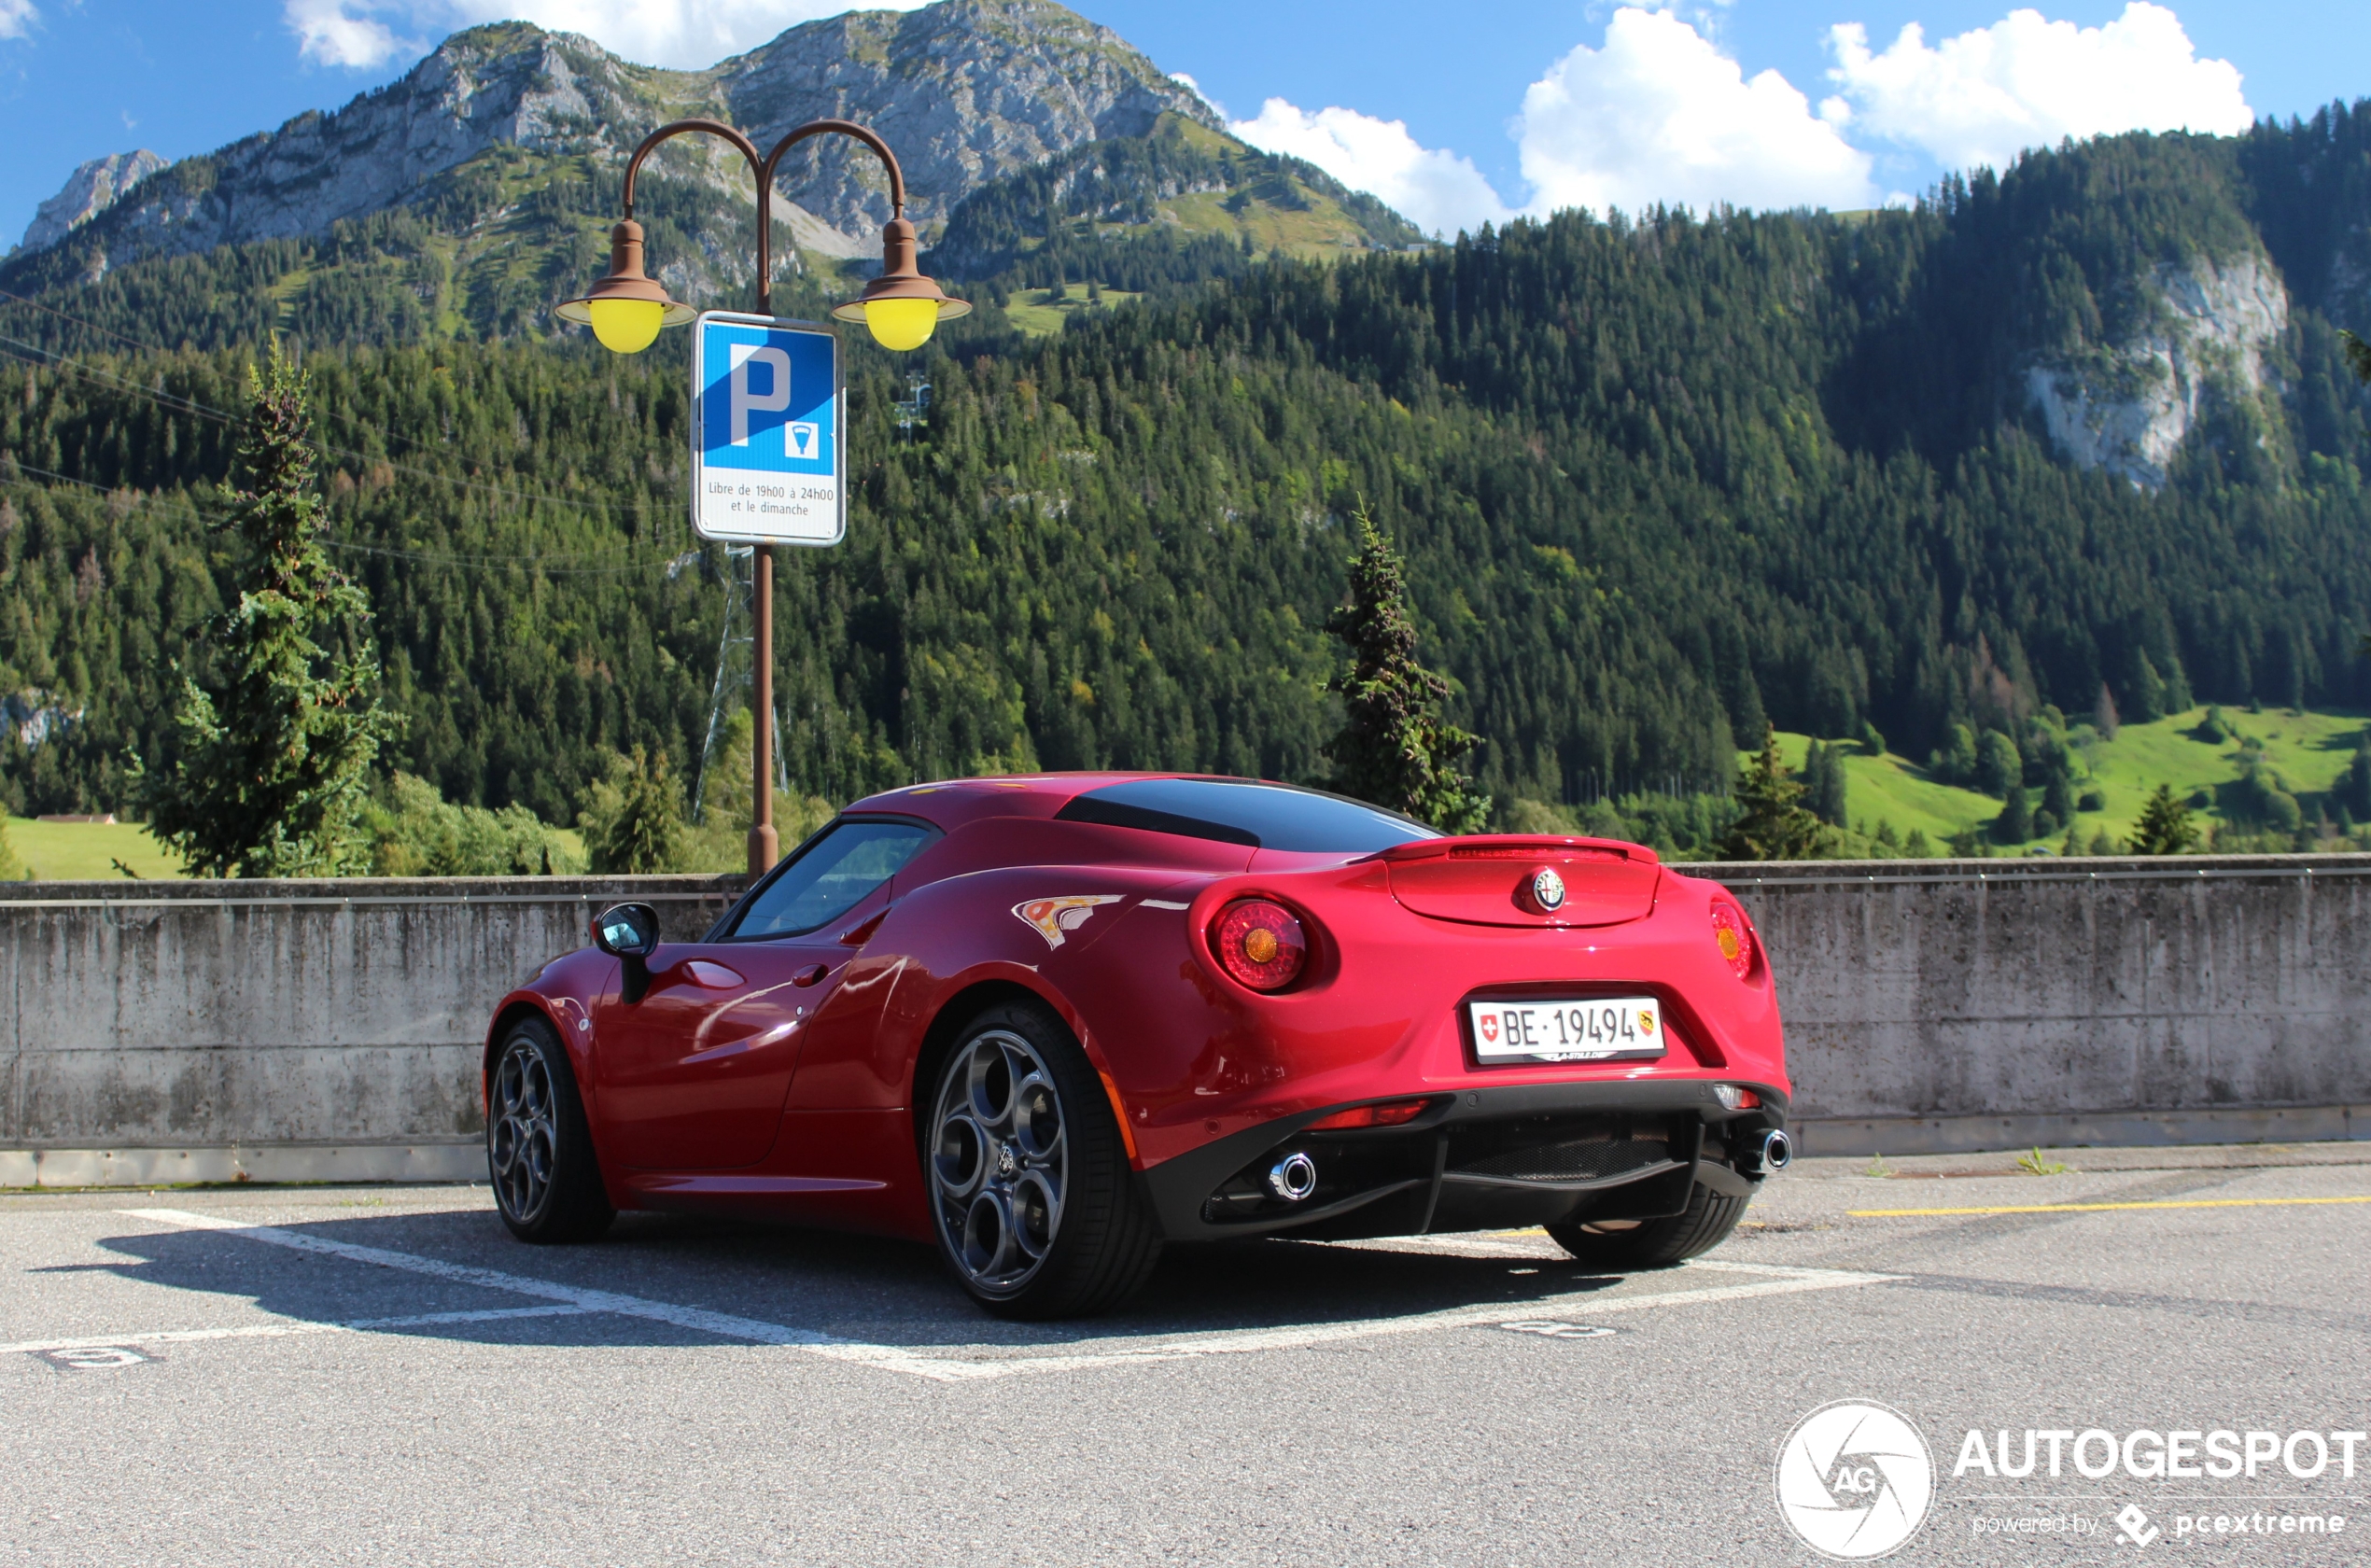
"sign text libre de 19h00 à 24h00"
691,311,846,547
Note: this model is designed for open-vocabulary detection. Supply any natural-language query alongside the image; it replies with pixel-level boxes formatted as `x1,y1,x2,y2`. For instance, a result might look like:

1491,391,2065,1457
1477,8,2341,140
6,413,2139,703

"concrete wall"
0,877,742,1186
1685,856,2371,1156
3,856,2365,1184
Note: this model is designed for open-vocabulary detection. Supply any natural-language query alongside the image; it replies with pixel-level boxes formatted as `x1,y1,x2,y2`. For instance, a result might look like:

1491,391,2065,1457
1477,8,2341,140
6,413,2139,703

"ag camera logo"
1775,1400,1935,1560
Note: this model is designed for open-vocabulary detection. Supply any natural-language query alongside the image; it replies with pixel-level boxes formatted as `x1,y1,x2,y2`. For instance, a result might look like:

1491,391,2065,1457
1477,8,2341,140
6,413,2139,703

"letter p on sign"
729,343,793,447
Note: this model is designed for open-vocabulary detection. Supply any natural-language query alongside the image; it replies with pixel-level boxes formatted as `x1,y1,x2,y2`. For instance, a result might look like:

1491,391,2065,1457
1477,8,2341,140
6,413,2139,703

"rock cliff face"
23,0,1214,274
15,150,165,255
2024,253,2290,490
720,1,1217,236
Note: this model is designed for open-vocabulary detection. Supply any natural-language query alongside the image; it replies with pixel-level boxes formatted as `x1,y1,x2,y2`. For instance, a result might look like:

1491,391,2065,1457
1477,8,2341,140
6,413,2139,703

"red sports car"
483,774,1792,1318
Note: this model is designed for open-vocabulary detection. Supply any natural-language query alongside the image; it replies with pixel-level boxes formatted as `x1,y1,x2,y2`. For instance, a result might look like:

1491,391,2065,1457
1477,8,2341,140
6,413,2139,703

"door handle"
792,963,829,987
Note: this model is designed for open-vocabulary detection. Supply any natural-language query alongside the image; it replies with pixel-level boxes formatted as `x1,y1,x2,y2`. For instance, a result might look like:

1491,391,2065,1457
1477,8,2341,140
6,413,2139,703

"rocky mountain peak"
719,0,1219,235
16,149,165,255
10,0,1219,278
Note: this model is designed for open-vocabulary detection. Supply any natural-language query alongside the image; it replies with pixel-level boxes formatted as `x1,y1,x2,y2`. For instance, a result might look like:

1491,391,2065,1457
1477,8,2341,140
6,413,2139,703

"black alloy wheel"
488,1016,615,1244
926,1001,1161,1319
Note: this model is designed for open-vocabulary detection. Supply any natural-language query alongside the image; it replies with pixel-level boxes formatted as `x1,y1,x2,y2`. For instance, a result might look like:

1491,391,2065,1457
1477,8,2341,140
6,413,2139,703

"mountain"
14,150,166,256
10,2,1212,269
0,0,1411,351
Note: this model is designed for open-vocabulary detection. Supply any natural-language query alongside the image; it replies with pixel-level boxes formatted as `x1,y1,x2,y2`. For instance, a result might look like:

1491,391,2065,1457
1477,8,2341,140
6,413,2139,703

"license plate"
1467,997,1665,1062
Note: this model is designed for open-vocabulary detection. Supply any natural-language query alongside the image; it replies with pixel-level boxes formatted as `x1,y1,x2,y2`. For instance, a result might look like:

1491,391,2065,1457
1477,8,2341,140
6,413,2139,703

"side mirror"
593,902,660,1002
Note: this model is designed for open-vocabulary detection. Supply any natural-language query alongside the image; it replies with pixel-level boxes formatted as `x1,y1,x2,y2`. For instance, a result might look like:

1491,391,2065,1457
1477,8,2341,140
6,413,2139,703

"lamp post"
556,119,968,875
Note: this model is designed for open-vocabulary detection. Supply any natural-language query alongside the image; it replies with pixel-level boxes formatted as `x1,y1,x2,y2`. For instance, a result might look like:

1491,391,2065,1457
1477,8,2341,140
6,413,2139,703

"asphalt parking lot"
4,1145,2367,1566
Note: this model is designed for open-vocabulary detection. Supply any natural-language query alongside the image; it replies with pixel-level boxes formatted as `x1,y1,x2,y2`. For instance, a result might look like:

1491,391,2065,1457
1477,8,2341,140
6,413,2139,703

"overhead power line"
0,458,694,577
0,308,680,518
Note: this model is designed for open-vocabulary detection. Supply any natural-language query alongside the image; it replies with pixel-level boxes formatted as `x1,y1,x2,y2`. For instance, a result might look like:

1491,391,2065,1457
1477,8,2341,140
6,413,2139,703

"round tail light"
1210,899,1308,991
1710,898,1755,980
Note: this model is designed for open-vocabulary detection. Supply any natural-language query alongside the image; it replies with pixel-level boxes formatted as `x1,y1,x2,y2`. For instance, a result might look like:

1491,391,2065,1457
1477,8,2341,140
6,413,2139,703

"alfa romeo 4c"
484,774,1792,1318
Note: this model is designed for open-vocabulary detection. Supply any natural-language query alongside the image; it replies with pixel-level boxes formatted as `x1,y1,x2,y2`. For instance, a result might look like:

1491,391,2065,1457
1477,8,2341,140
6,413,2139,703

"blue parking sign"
690,311,844,546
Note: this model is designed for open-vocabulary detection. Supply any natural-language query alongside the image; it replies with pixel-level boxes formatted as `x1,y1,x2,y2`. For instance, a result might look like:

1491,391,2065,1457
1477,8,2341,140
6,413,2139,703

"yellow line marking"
1851,1196,2371,1218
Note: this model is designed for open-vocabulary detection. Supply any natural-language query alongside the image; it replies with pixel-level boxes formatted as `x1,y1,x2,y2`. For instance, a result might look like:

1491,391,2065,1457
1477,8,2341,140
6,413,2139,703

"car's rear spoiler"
1363,833,1660,866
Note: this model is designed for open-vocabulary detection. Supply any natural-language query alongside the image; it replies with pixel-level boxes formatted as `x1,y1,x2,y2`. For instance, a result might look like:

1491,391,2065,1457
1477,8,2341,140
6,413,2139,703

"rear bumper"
1139,1079,1789,1243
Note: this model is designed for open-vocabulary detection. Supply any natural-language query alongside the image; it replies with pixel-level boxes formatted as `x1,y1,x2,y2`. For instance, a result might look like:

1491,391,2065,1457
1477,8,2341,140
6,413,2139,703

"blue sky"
0,1,2364,246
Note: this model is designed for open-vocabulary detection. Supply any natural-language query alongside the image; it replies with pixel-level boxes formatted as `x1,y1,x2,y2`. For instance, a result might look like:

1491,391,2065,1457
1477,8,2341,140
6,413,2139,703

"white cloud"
0,0,37,44
287,0,414,67
289,1,931,73
1230,98,1514,237
1824,3,2252,173
1516,7,1879,216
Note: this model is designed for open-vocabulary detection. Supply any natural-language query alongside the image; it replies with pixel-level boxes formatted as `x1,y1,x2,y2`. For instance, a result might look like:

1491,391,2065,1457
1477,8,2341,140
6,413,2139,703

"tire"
925,1000,1162,1320
487,1015,616,1244
1546,1179,1749,1270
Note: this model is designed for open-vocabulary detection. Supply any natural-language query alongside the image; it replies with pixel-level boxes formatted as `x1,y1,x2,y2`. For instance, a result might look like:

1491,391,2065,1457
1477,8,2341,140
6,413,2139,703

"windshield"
1055,778,1438,854
726,819,937,938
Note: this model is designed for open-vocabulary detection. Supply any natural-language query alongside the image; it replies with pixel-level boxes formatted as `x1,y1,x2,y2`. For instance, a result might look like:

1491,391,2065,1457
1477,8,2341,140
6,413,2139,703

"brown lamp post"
556,119,969,875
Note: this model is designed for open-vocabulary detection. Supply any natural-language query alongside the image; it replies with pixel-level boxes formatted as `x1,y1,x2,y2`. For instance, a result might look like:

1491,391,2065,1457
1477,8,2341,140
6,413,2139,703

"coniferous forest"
6,110,2371,851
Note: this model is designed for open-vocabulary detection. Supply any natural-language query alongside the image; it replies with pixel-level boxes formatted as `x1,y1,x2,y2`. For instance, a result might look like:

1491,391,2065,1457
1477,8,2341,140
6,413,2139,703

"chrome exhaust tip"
1758,1128,1793,1173
1266,1151,1319,1202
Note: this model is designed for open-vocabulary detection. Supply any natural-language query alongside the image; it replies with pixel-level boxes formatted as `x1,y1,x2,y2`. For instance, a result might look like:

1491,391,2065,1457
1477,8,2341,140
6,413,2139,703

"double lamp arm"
556,118,969,353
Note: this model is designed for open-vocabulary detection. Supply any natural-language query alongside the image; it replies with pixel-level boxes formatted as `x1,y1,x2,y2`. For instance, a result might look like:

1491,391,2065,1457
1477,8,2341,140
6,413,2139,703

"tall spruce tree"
2343,329,2371,385
1720,724,1826,861
2126,784,2200,855
143,343,394,876
581,747,689,874
1323,505,1491,833
1803,740,1849,826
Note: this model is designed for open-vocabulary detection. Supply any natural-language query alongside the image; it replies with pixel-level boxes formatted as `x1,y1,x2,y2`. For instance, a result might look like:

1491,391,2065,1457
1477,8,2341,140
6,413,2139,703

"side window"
727,819,937,939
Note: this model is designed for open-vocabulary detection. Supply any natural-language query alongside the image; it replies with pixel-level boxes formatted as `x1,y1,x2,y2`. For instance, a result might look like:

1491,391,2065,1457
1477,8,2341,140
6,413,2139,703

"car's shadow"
73,1205,1660,1355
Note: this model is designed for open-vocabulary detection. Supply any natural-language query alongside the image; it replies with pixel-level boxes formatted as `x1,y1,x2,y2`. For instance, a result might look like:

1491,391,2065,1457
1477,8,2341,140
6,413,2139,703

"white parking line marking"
119,1208,974,1379
112,1208,1900,1383
2,1304,592,1358
951,1267,1903,1378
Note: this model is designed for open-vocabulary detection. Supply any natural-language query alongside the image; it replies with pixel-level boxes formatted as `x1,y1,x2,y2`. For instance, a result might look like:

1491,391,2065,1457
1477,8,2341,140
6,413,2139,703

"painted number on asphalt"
36,1346,151,1370
1498,1320,1615,1339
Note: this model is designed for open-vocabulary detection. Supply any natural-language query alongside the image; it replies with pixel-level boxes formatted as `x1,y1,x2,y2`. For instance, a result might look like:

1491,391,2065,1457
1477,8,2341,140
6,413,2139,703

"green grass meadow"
1766,706,2371,851
4,818,189,880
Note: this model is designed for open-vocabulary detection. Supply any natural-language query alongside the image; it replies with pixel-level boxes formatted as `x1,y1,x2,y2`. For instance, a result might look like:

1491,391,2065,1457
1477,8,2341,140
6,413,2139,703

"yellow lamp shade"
863,297,940,352
588,297,665,355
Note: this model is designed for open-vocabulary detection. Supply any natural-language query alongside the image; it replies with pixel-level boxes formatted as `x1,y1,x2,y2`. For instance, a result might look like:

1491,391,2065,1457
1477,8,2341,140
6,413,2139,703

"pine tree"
2126,783,2200,855
581,748,689,874
142,343,395,876
1323,504,1491,833
2342,329,2371,385
1803,740,1848,825
2346,740,2371,819
2041,770,2076,824
1719,724,1825,861
1993,784,2034,844
1975,730,2021,797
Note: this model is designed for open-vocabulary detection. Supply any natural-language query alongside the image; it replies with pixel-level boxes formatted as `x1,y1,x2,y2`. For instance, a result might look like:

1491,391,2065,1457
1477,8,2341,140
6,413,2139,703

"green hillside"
1764,707,2371,854
6,115,2371,857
